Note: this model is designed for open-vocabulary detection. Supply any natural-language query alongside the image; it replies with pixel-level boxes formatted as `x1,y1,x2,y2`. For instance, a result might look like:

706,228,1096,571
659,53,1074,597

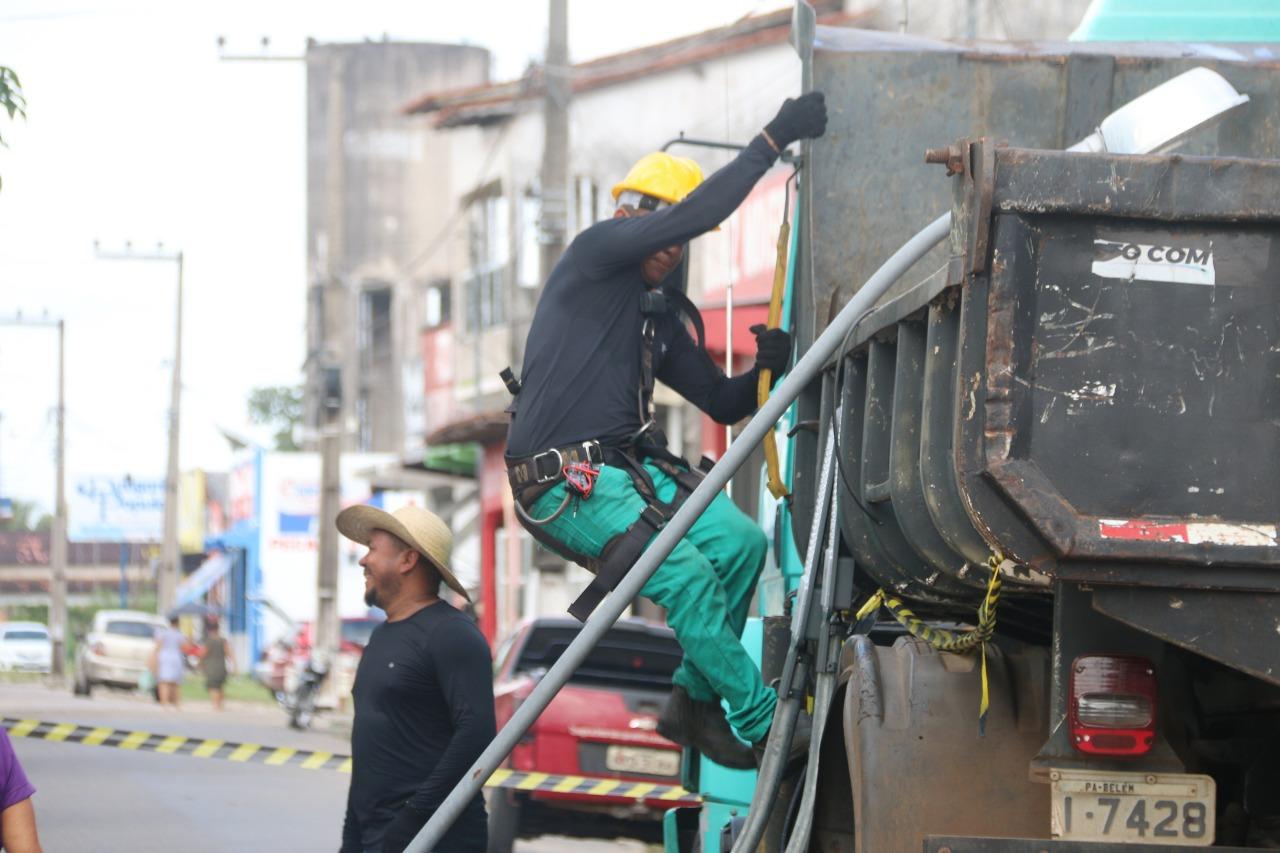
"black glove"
751,324,792,375
764,92,828,150
380,804,429,853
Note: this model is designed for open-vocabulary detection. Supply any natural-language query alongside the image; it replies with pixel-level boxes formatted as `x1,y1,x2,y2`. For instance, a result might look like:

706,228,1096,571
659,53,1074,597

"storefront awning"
174,552,232,609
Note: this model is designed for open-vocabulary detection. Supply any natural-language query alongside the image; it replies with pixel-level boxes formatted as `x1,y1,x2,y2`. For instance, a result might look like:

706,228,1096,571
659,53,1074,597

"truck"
408,5,1280,852
662,5,1280,852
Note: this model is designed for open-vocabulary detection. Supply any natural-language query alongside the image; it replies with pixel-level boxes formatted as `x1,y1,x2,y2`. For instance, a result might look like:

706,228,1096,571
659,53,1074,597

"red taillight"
91,641,107,656
1069,654,1156,756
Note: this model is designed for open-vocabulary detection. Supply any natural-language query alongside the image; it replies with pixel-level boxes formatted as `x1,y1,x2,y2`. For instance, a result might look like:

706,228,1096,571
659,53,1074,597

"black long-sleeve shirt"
506,134,780,457
341,600,495,851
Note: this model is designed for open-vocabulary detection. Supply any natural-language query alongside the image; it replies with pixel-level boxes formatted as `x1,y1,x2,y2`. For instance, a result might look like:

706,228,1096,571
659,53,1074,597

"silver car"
73,610,166,696
0,622,53,673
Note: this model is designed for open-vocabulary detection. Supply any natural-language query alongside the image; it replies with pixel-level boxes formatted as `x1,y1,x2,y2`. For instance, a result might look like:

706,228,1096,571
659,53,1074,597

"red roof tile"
403,3,867,127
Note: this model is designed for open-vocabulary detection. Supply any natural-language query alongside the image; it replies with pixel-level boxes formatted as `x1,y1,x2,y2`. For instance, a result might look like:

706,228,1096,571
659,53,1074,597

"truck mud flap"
842,635,1051,853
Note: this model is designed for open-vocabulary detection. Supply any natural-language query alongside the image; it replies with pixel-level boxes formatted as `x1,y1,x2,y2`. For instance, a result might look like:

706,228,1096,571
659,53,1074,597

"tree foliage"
0,498,53,533
0,65,26,191
247,385,304,451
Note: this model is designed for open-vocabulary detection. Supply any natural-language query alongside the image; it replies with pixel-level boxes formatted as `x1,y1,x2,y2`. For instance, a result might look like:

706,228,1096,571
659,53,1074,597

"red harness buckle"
563,462,599,499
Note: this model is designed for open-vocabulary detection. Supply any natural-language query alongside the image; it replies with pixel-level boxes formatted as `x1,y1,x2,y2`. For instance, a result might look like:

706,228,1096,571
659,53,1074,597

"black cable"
827,306,881,525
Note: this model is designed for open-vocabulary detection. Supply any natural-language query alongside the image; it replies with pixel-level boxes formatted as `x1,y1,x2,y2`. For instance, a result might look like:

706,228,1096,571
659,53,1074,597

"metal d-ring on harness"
510,447,574,526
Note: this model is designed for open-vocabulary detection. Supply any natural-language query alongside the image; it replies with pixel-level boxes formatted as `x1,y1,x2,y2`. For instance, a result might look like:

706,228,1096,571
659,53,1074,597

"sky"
0,0,787,517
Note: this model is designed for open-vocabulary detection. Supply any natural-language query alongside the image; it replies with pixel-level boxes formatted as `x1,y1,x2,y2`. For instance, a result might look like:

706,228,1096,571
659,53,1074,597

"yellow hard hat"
611,152,704,205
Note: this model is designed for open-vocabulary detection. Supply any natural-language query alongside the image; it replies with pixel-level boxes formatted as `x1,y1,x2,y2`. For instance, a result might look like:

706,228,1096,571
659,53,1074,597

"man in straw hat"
336,503,495,853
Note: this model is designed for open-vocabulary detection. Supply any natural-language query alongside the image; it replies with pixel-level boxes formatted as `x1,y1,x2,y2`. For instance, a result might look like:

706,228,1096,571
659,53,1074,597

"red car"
488,616,688,852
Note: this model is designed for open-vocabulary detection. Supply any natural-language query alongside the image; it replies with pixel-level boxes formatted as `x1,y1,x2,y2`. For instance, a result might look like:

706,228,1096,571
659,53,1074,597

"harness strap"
507,440,604,494
508,441,709,623
567,504,669,622
638,317,657,436
665,287,706,351
635,286,707,445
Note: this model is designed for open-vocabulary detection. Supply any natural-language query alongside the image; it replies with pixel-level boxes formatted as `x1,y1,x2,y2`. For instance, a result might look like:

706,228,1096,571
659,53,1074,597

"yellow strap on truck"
757,219,791,500
854,554,1005,733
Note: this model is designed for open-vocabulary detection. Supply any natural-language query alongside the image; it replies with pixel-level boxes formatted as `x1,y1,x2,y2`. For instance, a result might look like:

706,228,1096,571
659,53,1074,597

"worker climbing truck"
671,9,1280,853
405,6,1280,853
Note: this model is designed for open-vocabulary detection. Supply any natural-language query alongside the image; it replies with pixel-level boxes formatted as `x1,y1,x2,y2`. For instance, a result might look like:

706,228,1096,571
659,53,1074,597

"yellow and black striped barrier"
483,767,699,803
2,717,352,772
1,717,701,803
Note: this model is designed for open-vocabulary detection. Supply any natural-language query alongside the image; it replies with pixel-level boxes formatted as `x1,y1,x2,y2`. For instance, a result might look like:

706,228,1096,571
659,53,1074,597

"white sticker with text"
1092,239,1215,285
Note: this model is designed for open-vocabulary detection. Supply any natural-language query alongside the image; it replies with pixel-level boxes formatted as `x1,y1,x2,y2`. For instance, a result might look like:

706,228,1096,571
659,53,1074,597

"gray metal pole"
538,0,569,285
0,314,70,671
406,211,952,852
316,409,342,669
315,49,347,687
159,252,184,615
51,319,68,677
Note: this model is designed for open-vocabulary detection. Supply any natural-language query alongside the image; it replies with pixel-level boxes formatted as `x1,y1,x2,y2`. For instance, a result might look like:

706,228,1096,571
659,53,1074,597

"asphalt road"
1,680,659,852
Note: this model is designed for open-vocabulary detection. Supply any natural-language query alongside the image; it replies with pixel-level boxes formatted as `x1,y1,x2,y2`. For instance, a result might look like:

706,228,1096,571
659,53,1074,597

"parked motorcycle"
286,652,329,730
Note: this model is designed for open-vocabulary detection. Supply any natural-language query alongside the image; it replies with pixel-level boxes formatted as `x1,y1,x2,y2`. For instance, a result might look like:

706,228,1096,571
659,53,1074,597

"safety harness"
503,283,711,622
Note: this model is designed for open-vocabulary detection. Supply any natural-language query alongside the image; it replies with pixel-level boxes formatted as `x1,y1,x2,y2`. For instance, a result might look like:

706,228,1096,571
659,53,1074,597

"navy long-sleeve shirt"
506,134,780,457
341,600,495,851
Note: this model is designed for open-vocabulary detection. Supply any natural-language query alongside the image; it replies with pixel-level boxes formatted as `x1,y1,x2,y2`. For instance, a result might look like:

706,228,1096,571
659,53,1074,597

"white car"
73,610,167,696
0,622,53,673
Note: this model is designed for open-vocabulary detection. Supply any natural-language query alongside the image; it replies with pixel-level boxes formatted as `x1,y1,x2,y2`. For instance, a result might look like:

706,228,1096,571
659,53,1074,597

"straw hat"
335,504,469,601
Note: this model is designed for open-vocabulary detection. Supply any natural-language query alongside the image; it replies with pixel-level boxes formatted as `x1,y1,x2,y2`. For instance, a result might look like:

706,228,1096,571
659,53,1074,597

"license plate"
604,745,680,777
1051,768,1215,846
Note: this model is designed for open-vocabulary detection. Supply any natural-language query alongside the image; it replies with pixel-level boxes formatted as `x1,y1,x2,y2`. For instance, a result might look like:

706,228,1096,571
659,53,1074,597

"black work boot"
656,685,756,770
752,710,813,769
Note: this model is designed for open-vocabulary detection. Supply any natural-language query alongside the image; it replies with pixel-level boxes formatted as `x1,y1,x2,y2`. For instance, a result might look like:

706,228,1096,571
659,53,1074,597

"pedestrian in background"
1,728,43,853
335,504,495,853
201,619,236,711
151,616,186,710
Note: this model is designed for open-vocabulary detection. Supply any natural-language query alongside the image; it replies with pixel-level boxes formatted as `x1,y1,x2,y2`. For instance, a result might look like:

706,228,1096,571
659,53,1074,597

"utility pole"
0,313,68,675
52,319,67,675
315,49,348,681
95,243,184,616
538,0,570,284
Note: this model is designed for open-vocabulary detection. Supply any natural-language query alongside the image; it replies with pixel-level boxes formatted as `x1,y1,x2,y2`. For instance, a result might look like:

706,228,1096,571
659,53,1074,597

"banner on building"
68,475,164,543
254,452,414,639
179,470,207,554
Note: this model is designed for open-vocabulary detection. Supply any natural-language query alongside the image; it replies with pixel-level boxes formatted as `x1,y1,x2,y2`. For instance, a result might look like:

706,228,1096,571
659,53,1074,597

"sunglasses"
617,190,670,212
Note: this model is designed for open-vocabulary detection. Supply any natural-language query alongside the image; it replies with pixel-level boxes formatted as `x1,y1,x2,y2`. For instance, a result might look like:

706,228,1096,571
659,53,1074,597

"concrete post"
50,319,68,675
159,252,184,615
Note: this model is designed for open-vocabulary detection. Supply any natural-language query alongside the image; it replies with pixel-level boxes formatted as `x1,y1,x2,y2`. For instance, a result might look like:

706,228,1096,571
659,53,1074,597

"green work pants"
530,461,776,744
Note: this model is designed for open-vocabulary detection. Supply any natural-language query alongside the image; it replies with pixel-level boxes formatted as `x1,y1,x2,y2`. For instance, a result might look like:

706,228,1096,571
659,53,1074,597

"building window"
573,175,599,235
424,279,451,328
469,192,509,269
465,263,506,331
356,392,370,451
518,194,540,289
467,191,510,330
358,286,392,367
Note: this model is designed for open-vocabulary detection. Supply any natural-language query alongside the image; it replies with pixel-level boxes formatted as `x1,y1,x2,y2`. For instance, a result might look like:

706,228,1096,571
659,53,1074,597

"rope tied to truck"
854,553,1006,734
